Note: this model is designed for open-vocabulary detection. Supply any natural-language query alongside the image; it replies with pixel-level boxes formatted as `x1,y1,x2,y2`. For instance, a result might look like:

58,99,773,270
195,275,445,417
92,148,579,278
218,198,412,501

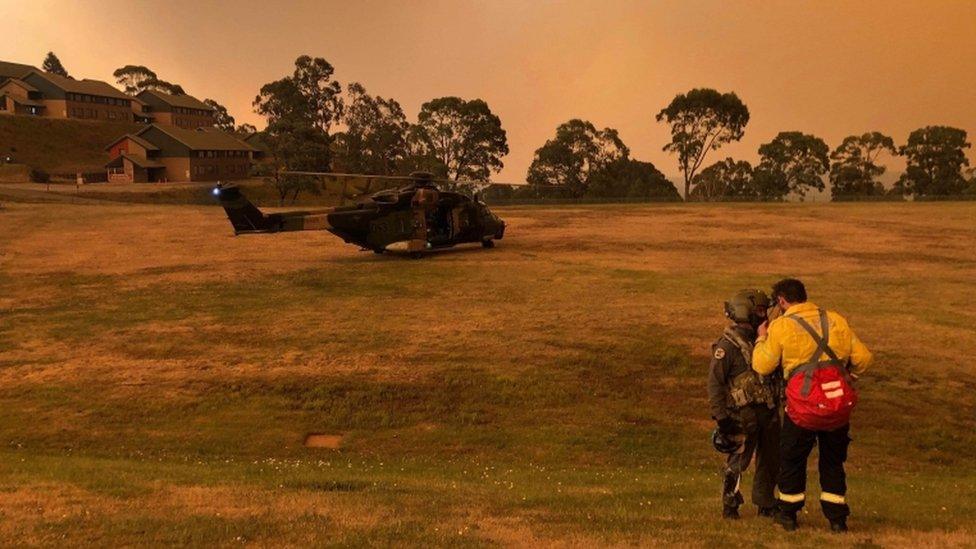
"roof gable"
104,133,161,152
137,89,214,112
0,60,38,80
143,124,255,152
0,78,37,93
24,71,129,100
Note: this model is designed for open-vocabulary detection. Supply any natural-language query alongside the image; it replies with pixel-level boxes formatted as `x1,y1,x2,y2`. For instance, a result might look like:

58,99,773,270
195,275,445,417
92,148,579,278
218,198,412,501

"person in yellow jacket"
753,278,873,533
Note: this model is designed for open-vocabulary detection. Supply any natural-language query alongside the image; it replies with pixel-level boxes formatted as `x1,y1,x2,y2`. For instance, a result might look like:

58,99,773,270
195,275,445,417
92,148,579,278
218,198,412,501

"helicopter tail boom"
213,184,334,235
212,184,273,234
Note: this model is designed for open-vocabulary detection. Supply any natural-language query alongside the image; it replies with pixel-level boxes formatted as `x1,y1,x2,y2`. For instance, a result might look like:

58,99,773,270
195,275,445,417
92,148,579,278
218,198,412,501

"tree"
235,123,257,137
253,65,333,203
254,55,343,139
526,119,628,197
400,124,449,178
656,88,750,198
896,126,971,197
331,82,409,175
410,97,509,181
829,132,897,200
204,98,236,132
689,158,756,201
264,124,329,204
113,65,185,95
42,52,69,77
143,79,185,95
289,55,344,133
586,158,680,200
113,65,158,95
754,131,830,200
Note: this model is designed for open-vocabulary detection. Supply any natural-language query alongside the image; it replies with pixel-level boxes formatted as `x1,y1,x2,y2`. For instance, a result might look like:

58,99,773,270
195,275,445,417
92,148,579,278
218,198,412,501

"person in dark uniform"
410,177,440,242
708,289,781,519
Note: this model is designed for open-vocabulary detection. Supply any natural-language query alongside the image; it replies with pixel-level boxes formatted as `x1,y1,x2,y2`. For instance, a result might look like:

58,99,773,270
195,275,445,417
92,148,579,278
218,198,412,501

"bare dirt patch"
304,433,344,449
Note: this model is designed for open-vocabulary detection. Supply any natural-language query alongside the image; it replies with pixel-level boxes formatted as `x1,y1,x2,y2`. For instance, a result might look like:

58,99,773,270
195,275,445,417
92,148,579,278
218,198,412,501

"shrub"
29,168,50,183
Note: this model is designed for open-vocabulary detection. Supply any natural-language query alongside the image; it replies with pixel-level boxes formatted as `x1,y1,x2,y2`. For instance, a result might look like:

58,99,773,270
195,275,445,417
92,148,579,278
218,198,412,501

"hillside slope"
0,201,974,545
0,116,141,174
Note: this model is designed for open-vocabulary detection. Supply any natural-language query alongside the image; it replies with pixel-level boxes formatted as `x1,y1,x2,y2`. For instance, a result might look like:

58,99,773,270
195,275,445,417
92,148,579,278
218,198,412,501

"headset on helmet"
724,289,771,328
712,428,743,454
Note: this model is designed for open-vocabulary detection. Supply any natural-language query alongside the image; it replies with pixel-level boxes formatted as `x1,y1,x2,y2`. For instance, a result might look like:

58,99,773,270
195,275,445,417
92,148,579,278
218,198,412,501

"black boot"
830,519,848,533
722,505,740,520
774,511,798,531
757,506,776,518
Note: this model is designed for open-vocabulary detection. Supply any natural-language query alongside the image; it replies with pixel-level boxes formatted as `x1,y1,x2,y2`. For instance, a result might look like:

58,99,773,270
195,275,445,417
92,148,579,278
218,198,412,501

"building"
0,78,45,116
135,90,215,128
0,59,213,127
130,97,154,123
105,123,256,183
0,70,133,121
0,60,37,82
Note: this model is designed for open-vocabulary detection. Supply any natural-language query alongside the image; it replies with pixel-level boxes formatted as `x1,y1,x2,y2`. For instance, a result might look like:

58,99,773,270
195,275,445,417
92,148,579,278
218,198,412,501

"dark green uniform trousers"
723,406,780,509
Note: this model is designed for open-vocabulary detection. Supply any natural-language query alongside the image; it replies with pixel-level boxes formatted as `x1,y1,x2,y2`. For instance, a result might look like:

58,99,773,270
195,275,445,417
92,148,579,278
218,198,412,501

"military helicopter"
212,171,506,257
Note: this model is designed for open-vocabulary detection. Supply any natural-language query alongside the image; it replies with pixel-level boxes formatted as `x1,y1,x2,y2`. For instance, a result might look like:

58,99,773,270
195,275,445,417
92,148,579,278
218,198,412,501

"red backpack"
784,309,858,431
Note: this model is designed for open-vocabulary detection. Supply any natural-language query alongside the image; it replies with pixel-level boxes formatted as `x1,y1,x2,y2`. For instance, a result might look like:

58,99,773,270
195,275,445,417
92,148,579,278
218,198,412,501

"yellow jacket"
752,302,873,377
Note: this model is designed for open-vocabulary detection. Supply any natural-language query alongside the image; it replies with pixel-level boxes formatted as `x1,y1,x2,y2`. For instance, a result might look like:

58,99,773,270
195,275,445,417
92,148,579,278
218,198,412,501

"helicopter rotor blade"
278,170,529,188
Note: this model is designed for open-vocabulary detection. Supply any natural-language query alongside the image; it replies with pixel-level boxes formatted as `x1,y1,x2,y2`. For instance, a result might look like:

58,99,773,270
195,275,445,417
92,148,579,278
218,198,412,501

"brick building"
105,124,256,183
0,69,133,121
135,90,215,128
0,78,45,115
1,59,216,129
0,60,37,82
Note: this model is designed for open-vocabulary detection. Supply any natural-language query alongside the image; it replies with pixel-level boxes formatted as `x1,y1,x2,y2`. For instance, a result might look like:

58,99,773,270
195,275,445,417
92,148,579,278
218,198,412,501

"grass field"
1,197,975,546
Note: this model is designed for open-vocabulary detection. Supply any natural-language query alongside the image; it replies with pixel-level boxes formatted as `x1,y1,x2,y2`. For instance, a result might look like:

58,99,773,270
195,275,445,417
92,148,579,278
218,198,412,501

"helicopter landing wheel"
410,252,425,259
482,239,495,249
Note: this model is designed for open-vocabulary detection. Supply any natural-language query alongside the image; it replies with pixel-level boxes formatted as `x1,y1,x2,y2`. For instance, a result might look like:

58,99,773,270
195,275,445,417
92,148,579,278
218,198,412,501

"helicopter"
212,171,506,257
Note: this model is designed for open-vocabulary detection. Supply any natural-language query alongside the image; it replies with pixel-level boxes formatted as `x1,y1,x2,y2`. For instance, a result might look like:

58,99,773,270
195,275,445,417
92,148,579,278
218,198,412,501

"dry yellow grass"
0,198,974,546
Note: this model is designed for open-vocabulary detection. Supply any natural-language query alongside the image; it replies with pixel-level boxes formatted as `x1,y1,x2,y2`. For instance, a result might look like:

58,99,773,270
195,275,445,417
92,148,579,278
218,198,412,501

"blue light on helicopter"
212,188,220,196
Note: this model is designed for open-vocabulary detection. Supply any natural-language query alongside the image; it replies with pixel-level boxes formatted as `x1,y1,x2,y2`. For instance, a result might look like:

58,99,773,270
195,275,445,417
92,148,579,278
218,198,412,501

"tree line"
248,56,678,201
41,50,973,201
654,89,974,201
247,55,510,201
245,57,973,201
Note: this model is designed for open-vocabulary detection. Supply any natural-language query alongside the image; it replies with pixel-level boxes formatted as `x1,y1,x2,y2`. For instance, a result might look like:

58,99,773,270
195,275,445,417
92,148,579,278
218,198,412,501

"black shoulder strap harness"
785,309,847,397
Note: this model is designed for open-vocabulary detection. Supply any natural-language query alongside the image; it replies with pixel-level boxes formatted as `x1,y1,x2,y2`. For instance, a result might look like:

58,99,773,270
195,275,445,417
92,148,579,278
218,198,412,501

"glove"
717,417,740,436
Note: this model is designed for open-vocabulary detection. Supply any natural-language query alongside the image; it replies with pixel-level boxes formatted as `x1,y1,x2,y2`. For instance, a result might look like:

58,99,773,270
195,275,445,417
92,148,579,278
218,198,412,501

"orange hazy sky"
3,0,975,184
